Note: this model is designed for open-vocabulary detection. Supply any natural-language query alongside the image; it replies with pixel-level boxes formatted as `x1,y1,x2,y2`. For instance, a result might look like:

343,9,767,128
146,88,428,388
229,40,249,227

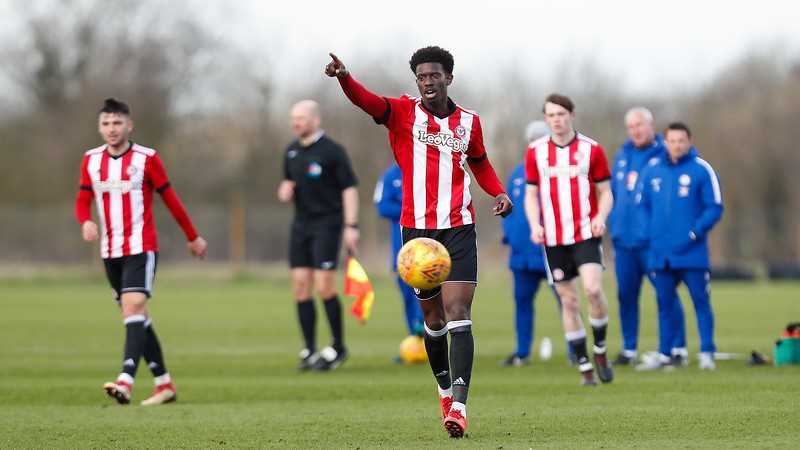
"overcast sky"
1,0,798,106
211,0,800,95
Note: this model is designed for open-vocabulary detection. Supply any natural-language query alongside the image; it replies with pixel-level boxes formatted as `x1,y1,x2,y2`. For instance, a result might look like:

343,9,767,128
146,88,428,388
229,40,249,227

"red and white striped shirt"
337,75,505,230
76,143,198,259
385,95,489,229
525,133,611,247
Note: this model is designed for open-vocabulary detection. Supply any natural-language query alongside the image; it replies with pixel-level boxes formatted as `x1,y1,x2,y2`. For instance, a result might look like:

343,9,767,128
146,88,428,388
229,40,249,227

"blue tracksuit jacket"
637,148,723,355
375,163,423,335
637,148,723,270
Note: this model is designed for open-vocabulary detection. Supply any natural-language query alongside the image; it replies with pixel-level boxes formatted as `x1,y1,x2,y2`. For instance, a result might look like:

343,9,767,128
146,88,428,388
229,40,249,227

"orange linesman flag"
344,255,375,324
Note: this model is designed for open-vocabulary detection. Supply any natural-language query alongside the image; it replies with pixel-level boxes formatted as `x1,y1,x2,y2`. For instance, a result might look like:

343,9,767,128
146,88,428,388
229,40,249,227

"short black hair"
409,46,454,75
665,122,692,139
542,93,574,113
99,98,130,116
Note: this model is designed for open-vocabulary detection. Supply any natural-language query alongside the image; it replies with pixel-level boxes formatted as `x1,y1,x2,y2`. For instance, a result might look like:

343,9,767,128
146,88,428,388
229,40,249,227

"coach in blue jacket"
500,121,566,366
608,107,686,366
374,163,424,338
637,122,723,370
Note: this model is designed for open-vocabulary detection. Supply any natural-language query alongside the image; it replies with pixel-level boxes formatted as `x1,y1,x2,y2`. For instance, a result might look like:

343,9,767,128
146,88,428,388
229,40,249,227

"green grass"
0,274,798,449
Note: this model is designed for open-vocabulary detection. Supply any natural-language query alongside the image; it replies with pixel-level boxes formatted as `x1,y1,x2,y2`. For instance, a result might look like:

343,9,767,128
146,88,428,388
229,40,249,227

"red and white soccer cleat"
141,383,177,406
103,381,132,405
444,408,467,438
438,394,453,420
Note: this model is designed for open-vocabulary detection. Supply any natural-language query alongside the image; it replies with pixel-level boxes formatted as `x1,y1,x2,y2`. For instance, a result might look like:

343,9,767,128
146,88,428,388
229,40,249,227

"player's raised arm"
325,53,388,119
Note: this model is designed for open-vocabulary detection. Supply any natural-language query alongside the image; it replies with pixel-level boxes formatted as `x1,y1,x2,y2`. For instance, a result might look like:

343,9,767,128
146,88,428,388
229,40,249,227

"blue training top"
502,163,547,272
374,163,404,270
608,134,667,249
636,148,723,270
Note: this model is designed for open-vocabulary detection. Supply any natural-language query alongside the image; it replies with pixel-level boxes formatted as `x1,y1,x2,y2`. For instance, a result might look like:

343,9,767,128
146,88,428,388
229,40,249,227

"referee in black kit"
277,99,359,372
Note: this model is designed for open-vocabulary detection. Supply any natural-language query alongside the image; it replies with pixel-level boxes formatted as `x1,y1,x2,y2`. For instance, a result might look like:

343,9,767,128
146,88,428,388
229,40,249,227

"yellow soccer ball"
399,335,428,364
396,238,451,290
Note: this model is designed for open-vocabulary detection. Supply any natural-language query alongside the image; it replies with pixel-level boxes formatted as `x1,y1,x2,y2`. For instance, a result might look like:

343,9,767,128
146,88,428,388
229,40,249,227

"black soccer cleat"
297,348,319,371
594,351,614,383
311,346,348,372
499,353,530,367
611,352,636,366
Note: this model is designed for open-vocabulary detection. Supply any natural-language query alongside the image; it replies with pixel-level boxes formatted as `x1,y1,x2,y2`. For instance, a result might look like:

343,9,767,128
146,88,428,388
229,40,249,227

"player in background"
374,162,425,346
524,94,614,386
608,107,687,367
636,122,723,370
326,47,512,438
500,120,567,367
75,98,207,405
278,100,359,372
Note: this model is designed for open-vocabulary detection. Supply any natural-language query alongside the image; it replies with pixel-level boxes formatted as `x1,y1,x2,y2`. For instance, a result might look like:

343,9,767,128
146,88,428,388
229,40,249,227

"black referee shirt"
283,134,358,224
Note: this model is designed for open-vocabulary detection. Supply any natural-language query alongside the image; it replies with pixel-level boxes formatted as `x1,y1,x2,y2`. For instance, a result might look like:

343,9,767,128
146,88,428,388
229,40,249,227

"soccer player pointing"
75,98,207,405
524,94,615,386
326,47,511,438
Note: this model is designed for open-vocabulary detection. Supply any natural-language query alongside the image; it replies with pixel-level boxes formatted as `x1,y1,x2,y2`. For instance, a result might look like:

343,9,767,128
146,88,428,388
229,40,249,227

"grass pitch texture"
0,276,797,448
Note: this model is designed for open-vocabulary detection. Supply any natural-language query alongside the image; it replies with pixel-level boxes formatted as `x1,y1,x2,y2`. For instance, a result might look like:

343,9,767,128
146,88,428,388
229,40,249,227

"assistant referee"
277,99,359,372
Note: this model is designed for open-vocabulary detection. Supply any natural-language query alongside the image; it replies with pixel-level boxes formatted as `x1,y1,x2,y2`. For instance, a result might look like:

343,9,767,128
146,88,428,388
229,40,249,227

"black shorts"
289,221,343,270
402,224,478,299
103,251,158,302
544,237,603,283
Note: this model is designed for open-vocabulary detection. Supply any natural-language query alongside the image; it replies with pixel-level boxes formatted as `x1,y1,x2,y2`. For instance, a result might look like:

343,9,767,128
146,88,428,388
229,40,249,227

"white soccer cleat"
698,352,716,370
635,352,671,371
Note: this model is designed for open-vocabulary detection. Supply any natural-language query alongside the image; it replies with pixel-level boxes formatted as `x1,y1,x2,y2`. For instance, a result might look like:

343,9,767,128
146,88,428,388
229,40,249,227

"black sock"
296,300,316,353
449,323,474,404
122,316,148,379
323,295,344,352
592,324,608,349
143,321,167,378
569,337,590,367
424,326,451,390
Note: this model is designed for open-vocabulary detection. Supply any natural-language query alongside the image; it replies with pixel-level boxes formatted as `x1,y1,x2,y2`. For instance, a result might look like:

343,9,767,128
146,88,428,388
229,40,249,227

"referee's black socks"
296,300,316,353
322,295,344,353
448,320,474,406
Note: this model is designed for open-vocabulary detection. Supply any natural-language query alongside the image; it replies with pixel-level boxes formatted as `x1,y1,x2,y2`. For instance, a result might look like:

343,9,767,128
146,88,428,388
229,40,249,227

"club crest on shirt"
679,174,691,186
306,162,322,178
455,125,466,138
392,179,402,188
288,149,298,159
126,165,138,177
626,171,638,191
651,177,662,192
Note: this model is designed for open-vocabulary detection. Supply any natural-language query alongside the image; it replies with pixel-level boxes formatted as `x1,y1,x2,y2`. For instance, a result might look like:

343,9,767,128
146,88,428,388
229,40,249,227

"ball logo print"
396,238,452,290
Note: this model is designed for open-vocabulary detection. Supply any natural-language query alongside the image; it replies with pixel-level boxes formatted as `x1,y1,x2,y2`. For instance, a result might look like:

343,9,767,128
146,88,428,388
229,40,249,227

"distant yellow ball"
396,238,451,290
399,335,428,364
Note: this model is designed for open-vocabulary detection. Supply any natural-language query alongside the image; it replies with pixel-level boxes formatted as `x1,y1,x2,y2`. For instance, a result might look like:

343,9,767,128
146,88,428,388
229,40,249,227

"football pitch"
1,274,797,449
